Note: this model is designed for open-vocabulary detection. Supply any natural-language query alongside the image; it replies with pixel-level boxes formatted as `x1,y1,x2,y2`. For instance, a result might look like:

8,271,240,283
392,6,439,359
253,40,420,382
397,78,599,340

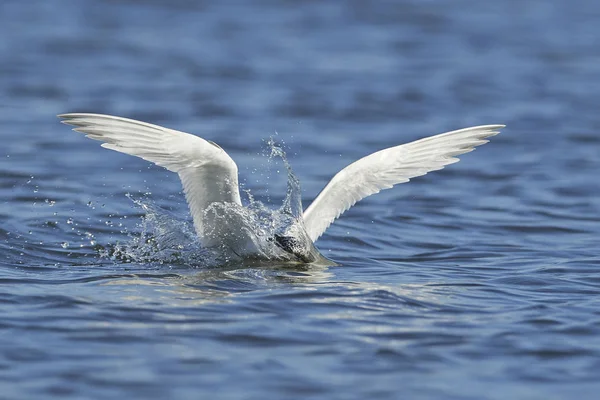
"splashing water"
268,137,303,220
102,140,326,267
104,197,215,266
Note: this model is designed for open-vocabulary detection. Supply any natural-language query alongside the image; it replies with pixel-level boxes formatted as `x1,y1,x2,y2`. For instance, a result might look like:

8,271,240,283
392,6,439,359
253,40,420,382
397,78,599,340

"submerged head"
274,234,316,263
271,220,326,264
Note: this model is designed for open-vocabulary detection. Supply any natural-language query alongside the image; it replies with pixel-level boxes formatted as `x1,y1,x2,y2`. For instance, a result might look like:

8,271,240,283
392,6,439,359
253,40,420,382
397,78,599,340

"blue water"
2,0,600,398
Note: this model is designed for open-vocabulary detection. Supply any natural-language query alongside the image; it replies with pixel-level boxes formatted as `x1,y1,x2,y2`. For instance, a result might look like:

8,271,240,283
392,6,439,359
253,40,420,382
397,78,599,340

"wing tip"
470,124,505,140
58,112,100,121
58,113,90,127
57,112,83,120
57,113,71,123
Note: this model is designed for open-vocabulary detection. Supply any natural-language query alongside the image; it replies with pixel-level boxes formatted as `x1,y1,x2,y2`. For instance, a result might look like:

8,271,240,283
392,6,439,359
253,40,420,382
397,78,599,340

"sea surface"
2,1,600,399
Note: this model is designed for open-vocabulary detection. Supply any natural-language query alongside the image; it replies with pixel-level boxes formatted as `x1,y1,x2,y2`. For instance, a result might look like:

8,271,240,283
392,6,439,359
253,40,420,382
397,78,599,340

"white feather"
302,125,505,242
59,113,503,251
58,113,241,247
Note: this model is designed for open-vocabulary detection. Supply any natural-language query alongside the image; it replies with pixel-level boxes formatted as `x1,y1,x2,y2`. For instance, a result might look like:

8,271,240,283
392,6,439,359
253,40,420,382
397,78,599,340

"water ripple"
3,0,600,398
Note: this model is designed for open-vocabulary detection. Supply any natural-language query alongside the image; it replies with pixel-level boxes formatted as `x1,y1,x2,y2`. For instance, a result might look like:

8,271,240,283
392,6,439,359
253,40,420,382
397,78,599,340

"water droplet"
66,218,73,224
61,242,69,249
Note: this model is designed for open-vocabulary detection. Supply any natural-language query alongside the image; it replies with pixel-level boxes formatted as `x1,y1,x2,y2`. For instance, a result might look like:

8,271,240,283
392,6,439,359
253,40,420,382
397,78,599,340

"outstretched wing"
59,113,241,243
302,125,504,242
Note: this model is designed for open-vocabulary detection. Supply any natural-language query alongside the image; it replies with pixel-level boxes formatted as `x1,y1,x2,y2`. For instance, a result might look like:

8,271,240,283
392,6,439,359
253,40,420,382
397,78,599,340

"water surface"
2,1,600,399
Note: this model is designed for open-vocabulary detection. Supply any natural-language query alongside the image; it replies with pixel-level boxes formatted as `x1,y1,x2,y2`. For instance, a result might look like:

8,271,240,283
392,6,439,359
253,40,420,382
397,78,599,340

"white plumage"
302,124,503,241
59,113,241,247
59,113,503,259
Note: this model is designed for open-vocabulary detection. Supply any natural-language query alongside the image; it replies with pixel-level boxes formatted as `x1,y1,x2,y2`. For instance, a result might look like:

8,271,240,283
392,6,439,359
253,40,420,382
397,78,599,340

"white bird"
59,113,503,263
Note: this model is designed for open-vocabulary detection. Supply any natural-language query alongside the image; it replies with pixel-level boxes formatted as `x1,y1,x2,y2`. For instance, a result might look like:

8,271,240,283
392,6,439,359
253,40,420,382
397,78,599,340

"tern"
59,113,503,263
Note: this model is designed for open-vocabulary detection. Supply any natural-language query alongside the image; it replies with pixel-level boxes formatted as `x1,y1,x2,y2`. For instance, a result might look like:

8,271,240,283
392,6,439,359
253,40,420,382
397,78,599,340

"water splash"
267,137,303,219
103,196,218,267
99,141,324,267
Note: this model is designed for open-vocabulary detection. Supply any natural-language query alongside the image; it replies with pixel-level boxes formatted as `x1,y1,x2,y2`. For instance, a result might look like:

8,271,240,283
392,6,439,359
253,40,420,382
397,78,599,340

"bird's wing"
302,124,504,242
58,113,241,243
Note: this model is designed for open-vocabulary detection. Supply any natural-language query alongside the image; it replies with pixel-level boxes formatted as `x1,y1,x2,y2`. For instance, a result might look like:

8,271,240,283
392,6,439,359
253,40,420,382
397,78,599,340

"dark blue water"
2,1,600,398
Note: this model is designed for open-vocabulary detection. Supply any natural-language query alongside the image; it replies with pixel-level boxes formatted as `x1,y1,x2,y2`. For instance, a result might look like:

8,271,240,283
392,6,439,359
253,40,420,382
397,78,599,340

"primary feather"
58,113,241,247
302,125,504,242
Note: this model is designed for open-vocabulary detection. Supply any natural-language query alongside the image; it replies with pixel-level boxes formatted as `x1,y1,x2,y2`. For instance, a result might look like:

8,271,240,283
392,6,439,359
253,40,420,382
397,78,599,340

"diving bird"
59,113,503,263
